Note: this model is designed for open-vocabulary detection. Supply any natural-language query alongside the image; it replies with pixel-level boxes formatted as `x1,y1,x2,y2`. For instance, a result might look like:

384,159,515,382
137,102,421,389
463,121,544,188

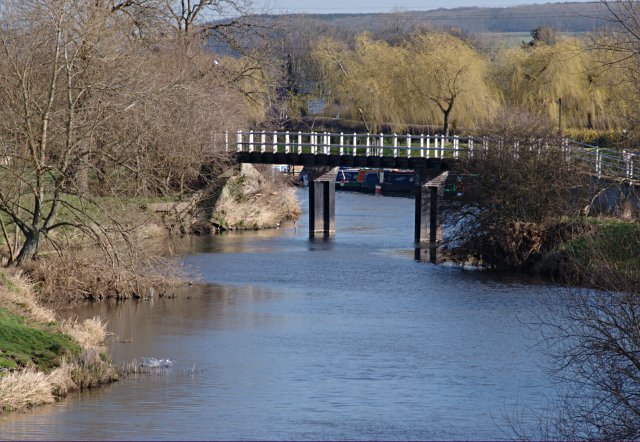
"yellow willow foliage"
402,32,498,134
586,36,636,127
313,34,407,132
220,54,275,124
494,38,626,130
312,32,496,133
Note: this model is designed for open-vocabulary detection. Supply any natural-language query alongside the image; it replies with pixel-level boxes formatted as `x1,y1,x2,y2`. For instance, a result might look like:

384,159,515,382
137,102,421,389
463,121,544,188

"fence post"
380,133,385,157
324,132,329,155
225,131,229,152
453,135,459,159
393,133,398,158
312,131,317,155
366,133,371,157
426,135,431,159
249,130,254,153
340,132,344,156
596,148,602,179
353,133,357,156
407,134,412,158
469,136,474,158
236,130,242,152
420,134,425,158
298,131,302,155
440,135,445,159
285,131,290,154
625,150,631,179
261,130,266,153
272,132,278,153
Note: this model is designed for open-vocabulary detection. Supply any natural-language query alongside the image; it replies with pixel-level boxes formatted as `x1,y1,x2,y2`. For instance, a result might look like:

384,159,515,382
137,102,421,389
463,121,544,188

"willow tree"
402,32,497,136
493,38,621,130
312,34,407,132
584,1,640,140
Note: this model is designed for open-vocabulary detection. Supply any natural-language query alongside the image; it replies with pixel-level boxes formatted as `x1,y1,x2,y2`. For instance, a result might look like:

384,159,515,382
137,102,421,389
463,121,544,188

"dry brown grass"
26,248,186,304
0,270,55,323
0,271,118,413
211,165,301,231
60,317,109,350
0,364,75,412
70,349,119,390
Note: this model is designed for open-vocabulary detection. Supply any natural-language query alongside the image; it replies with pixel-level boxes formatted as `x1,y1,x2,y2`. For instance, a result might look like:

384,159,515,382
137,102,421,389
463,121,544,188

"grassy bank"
0,270,118,413
539,218,640,290
210,165,300,232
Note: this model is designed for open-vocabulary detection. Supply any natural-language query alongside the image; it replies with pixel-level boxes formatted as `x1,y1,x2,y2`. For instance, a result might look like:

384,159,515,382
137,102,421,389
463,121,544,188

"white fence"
226,130,639,182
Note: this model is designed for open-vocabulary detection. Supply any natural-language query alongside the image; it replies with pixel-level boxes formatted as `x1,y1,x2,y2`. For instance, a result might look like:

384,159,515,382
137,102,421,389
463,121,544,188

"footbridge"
226,130,639,258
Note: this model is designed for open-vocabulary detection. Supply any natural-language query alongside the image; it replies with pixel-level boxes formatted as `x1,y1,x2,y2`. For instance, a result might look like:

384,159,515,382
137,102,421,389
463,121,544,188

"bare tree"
0,0,259,265
442,108,593,269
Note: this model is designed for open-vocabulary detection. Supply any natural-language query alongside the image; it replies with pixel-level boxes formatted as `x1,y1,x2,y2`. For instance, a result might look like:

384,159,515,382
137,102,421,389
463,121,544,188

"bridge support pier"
415,171,447,263
415,186,441,243
308,167,338,238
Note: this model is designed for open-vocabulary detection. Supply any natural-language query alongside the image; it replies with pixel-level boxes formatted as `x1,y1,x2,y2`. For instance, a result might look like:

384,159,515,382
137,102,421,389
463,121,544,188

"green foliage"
566,220,640,281
0,308,80,371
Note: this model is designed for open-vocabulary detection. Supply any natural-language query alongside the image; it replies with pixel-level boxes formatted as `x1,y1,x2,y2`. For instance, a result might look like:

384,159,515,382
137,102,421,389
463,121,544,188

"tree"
403,31,496,136
493,38,622,130
312,31,496,134
585,1,640,144
312,34,406,132
524,25,558,47
0,0,261,265
442,108,593,269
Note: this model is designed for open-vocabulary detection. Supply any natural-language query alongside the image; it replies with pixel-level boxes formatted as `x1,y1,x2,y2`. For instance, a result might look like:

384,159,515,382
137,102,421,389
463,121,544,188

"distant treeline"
271,2,606,35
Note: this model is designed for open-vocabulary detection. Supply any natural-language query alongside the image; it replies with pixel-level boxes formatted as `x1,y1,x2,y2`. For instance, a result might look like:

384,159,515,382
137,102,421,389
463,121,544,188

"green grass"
0,308,80,371
566,219,640,279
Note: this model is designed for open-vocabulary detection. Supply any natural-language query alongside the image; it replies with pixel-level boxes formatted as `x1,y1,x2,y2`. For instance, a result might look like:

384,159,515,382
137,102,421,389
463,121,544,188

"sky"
262,0,597,14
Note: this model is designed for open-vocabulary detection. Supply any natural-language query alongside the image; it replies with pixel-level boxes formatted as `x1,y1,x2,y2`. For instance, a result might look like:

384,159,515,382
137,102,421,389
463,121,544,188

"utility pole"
557,97,562,134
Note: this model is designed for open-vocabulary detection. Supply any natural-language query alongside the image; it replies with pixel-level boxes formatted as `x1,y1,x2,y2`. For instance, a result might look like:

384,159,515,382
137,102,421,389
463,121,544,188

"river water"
0,190,560,440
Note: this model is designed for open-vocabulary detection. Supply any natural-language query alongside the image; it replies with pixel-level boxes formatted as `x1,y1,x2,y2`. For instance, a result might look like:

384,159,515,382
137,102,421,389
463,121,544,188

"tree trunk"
443,109,451,137
14,231,40,266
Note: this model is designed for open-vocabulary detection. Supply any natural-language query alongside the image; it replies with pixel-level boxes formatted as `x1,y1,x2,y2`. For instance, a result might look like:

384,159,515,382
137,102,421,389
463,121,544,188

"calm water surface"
0,190,560,440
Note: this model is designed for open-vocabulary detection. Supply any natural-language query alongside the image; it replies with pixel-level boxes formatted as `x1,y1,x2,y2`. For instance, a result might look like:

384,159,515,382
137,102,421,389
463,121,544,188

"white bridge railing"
225,130,638,182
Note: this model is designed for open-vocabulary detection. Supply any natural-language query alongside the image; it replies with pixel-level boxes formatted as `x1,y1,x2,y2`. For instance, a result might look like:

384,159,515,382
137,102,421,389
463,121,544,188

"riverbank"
446,216,640,292
0,270,117,413
537,217,640,290
0,166,301,413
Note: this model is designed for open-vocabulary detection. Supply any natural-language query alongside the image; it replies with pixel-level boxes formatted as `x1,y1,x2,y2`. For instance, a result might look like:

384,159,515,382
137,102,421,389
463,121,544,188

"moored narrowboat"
380,170,416,195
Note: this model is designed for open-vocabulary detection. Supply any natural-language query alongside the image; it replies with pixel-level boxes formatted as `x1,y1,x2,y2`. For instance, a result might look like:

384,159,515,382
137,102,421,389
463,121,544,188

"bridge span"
228,130,638,260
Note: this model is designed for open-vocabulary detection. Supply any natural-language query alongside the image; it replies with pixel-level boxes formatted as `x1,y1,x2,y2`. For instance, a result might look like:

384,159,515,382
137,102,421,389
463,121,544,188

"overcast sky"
263,0,596,14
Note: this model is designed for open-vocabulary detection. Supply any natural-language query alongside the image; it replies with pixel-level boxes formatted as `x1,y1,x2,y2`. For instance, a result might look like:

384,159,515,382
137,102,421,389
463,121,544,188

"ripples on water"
0,190,559,440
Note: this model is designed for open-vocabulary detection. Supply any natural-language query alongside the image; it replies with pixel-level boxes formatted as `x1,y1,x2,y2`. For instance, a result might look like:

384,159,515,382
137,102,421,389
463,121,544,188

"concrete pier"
415,171,447,262
308,167,339,238
415,185,441,243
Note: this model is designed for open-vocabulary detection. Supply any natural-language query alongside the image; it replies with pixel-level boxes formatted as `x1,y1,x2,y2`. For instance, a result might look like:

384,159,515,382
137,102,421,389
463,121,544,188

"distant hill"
208,2,611,56
273,2,607,35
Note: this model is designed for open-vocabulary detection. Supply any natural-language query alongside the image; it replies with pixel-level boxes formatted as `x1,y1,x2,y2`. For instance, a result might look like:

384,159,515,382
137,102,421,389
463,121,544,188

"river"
0,190,560,440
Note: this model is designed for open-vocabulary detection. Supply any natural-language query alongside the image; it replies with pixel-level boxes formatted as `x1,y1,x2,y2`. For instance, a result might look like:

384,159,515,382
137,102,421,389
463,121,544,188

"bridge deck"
229,130,638,182
236,152,449,170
